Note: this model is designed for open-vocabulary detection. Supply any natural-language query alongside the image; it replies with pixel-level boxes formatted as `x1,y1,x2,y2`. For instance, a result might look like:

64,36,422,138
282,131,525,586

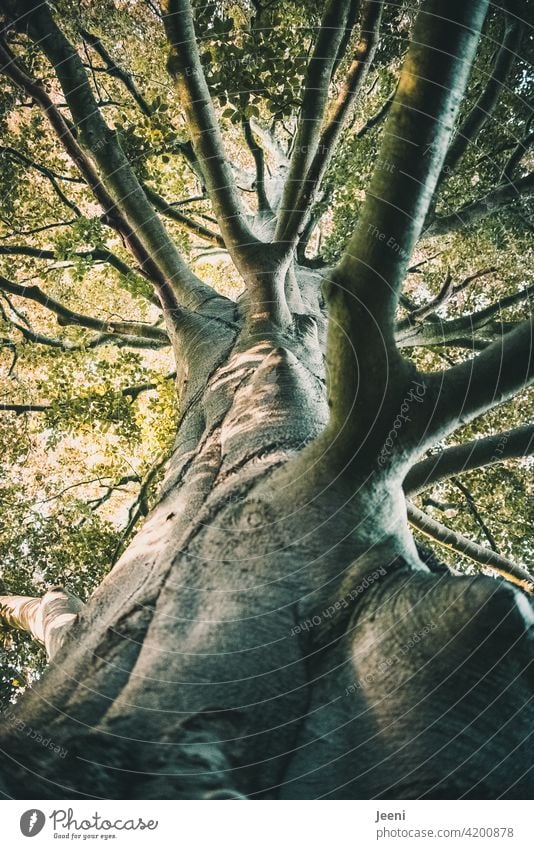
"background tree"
0,0,532,799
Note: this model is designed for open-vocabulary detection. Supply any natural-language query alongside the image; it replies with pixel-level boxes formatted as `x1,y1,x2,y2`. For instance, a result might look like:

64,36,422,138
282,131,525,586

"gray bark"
0,589,83,660
0,273,532,799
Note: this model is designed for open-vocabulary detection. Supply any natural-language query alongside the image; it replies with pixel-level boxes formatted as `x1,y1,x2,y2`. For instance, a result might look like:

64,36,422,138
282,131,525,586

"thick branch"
407,501,534,593
412,318,533,452
0,39,164,297
427,172,534,236
335,0,490,339
278,0,384,247
397,321,518,351
161,0,257,255
405,424,534,495
331,0,362,78
297,88,394,263
0,588,83,659
442,13,523,177
275,0,353,242
325,0,490,440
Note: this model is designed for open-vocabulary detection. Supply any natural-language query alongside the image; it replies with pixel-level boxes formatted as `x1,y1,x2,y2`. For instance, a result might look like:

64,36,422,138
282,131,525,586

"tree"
0,0,532,799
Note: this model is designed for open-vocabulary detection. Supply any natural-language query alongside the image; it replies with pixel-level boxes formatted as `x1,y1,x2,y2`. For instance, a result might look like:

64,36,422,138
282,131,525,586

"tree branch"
297,92,395,265
501,128,534,182
31,473,140,509
110,445,173,564
396,283,533,349
407,501,534,593
0,216,78,238
277,0,384,247
143,186,225,247
454,282,534,325
427,172,534,236
1,307,79,351
0,146,83,184
404,423,534,495
0,403,49,413
161,0,257,256
3,323,166,352
0,146,82,215
1,285,164,350
0,244,139,281
0,372,175,416
331,0,362,78
87,474,141,511
441,12,523,178
412,318,533,453
404,267,496,323
354,87,394,139
324,0,490,442
0,335,17,375
274,0,353,243
0,588,83,659
297,87,394,264
451,476,499,551
242,119,271,214
250,118,289,169
1,5,215,316
121,371,176,400
80,29,153,117
0,39,158,287
0,274,170,345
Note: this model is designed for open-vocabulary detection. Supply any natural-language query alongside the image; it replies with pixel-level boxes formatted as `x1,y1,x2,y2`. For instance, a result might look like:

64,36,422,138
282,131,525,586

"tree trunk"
0,0,532,802
0,288,532,799
0,589,82,660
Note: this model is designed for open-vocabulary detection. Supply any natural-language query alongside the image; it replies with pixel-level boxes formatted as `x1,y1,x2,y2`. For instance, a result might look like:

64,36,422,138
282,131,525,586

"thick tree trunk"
0,289,532,799
0,0,531,802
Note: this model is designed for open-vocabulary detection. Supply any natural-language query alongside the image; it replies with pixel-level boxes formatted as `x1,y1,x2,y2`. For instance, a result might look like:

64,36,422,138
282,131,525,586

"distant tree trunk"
0,589,82,659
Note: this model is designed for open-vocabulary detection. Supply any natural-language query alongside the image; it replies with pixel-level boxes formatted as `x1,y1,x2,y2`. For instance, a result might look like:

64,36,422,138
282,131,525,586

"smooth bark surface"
0,589,83,660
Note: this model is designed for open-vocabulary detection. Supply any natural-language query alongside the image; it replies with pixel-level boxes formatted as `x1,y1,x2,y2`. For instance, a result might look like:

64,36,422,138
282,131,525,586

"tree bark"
0,267,532,799
0,589,83,660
